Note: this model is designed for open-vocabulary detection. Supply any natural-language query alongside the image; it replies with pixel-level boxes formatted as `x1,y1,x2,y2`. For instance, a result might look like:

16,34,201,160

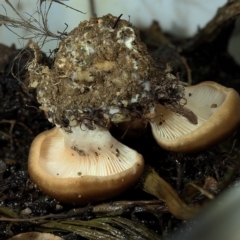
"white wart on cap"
150,81,240,152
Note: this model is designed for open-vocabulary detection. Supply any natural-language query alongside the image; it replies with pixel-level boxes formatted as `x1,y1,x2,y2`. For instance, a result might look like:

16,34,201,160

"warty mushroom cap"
28,14,160,128
28,125,144,204
150,81,240,152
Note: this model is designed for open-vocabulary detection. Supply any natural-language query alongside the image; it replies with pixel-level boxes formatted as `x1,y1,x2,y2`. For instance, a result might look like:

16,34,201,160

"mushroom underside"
28,127,144,204
150,82,240,152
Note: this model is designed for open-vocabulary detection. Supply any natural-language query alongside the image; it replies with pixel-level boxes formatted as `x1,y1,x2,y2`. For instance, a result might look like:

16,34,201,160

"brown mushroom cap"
150,81,240,152
28,126,144,204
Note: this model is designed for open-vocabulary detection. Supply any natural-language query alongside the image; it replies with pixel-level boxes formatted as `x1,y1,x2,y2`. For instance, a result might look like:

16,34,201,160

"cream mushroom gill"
150,81,240,152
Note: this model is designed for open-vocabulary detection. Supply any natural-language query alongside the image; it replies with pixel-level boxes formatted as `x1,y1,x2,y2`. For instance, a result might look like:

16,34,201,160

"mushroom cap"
150,81,240,152
28,127,144,204
28,14,159,128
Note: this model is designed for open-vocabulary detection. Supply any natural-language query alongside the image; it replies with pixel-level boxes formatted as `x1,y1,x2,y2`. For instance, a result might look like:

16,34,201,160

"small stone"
55,204,63,211
21,207,32,215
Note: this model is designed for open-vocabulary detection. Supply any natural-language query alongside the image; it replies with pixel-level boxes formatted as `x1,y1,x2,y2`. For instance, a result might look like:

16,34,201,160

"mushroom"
28,125,144,204
150,81,240,152
27,14,202,203
28,14,175,204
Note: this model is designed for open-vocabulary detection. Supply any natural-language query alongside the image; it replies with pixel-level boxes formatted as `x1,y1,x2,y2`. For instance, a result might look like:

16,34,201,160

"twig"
0,120,33,145
188,182,215,200
0,200,164,222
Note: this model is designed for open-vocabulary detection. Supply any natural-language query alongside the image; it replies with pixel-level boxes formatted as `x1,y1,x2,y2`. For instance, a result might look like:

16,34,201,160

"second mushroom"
151,81,240,152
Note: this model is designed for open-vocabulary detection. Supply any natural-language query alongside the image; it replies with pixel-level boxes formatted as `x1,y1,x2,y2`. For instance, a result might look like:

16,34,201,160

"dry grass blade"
2,0,58,41
0,200,164,222
0,0,85,48
40,0,86,14
103,217,161,240
40,221,121,240
60,219,127,239
0,206,19,218
141,167,201,220
39,217,161,240
0,206,161,239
